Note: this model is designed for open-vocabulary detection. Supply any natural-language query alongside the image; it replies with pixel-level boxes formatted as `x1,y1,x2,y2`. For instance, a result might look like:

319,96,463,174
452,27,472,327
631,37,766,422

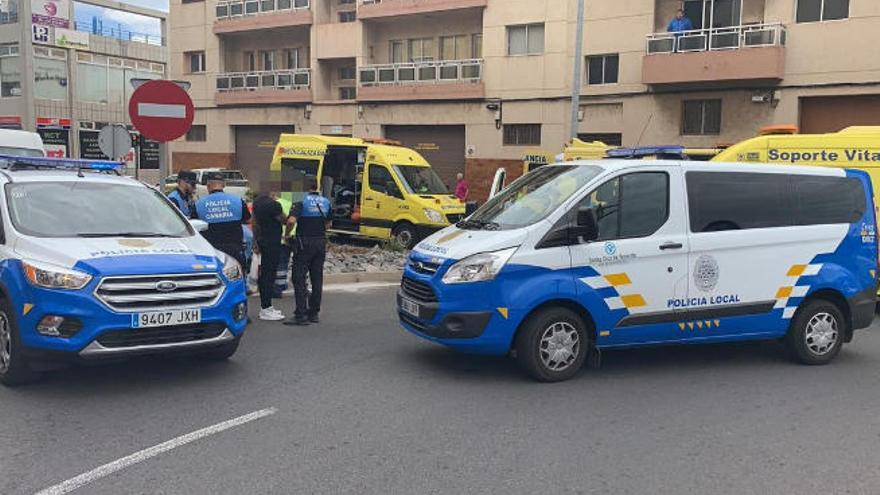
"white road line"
34,407,277,495
137,103,186,118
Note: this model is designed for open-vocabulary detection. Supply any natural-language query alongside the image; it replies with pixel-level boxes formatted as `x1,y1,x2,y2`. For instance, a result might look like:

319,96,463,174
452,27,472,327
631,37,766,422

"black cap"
178,170,197,183
205,171,226,182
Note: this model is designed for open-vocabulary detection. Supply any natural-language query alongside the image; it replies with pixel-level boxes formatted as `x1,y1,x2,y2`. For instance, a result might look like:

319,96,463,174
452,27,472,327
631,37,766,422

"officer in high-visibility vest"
194,171,251,268
167,170,197,218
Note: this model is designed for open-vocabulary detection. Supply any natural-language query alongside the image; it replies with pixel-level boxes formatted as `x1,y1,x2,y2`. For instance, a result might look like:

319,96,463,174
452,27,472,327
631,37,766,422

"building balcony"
214,0,312,34
214,69,311,106
642,23,786,87
358,59,484,102
358,0,487,20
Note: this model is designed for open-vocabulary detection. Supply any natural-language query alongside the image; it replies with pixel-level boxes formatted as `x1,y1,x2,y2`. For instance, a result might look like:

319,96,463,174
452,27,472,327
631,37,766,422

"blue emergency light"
606,146,687,160
0,154,123,172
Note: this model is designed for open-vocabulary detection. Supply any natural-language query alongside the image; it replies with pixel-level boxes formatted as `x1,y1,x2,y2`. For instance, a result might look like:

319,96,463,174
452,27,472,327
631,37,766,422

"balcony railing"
216,0,309,19
646,22,785,54
73,21,165,46
359,59,482,86
216,69,310,91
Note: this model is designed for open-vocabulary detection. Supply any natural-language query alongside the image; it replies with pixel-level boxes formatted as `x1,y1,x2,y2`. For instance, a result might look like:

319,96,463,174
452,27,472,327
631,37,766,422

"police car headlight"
22,260,92,290
423,208,444,224
442,247,518,284
217,251,243,282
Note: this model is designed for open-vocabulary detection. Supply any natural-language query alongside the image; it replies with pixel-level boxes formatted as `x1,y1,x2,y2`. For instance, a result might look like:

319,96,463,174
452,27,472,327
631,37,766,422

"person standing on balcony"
667,9,694,34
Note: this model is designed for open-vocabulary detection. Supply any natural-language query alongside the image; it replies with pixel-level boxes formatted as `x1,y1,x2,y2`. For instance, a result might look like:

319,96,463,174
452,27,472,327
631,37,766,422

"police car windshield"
0,146,43,157
394,165,449,195
466,165,602,230
6,182,192,238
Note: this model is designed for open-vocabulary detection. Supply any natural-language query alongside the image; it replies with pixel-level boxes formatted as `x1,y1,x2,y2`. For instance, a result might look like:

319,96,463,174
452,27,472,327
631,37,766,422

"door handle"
364,197,375,201
659,242,683,251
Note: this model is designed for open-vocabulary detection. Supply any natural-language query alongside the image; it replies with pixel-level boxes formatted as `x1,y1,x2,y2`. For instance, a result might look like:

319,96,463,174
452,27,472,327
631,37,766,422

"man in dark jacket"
285,179,331,326
194,171,251,268
167,170,197,218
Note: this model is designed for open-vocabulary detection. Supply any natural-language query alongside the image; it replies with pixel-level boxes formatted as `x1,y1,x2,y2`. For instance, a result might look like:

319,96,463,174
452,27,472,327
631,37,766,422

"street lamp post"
569,0,586,140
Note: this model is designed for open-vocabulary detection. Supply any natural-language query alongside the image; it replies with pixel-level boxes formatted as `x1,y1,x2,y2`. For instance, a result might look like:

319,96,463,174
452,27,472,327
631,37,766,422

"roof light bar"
0,154,123,171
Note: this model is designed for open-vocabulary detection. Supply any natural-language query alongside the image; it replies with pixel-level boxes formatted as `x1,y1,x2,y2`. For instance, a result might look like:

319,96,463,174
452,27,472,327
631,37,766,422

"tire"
392,223,418,249
0,299,40,386
784,299,847,365
200,340,240,361
515,307,589,382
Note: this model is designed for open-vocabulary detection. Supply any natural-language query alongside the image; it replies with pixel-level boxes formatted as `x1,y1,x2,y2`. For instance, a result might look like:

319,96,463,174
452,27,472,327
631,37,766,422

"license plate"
399,297,420,318
132,309,201,328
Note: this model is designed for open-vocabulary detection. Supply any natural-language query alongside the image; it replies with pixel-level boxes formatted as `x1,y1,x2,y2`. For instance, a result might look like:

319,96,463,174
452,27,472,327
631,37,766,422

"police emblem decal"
694,255,720,292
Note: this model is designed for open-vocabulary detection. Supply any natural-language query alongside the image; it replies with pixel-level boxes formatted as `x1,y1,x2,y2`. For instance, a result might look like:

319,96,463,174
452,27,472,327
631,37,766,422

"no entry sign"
128,80,194,143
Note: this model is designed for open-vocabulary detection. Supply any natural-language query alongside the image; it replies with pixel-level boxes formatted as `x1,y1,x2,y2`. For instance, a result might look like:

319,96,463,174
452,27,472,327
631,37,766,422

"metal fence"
216,69,311,91
359,59,483,86
646,22,786,55
73,21,164,47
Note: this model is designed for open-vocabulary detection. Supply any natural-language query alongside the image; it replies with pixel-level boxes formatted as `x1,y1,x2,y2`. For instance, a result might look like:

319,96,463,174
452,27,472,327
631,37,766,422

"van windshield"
6,182,192,238
0,146,43,157
394,165,449,195
463,165,603,230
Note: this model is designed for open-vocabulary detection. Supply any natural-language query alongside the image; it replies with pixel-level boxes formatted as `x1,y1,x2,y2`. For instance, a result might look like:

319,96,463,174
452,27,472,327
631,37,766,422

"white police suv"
0,156,248,385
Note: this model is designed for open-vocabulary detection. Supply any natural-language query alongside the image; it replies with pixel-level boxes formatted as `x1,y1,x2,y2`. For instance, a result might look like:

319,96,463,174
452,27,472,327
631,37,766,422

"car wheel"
200,340,240,361
515,307,589,382
785,299,846,365
0,299,39,386
392,223,417,249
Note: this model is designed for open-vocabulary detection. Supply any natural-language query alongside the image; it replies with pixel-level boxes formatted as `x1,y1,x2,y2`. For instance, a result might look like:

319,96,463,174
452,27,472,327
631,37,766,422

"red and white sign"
36,117,71,128
128,80,194,143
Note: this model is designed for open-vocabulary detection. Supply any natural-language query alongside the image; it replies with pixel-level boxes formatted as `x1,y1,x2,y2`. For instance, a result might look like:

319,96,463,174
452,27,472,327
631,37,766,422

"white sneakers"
258,307,285,321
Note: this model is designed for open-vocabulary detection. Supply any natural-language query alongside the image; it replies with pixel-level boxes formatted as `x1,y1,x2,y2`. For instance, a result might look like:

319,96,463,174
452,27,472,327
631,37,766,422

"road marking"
34,407,277,495
137,102,186,119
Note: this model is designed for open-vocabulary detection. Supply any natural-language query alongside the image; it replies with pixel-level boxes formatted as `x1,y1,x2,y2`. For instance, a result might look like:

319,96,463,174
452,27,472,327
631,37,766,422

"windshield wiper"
77,232,176,238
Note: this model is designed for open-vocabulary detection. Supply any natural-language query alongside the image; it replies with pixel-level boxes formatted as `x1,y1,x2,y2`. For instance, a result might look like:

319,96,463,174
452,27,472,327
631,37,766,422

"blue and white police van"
0,156,248,385
399,160,878,382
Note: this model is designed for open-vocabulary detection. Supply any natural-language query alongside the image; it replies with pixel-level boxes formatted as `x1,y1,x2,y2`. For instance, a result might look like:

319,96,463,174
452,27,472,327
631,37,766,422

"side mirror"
574,208,599,242
190,219,209,233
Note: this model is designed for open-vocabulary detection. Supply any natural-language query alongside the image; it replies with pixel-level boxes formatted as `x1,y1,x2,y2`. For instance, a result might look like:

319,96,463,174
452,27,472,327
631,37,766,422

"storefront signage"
31,0,69,27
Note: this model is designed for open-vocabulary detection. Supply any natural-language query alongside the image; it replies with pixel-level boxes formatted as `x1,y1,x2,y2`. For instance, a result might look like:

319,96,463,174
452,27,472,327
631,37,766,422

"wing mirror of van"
573,208,599,242
190,219,209,233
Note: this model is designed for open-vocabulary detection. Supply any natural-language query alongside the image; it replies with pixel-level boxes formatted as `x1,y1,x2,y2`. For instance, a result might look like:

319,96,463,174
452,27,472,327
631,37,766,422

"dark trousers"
257,240,281,310
293,237,326,318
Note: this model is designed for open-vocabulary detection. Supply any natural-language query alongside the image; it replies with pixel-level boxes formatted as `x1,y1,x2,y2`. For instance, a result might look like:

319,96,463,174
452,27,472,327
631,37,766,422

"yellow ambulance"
270,134,466,248
713,126,880,194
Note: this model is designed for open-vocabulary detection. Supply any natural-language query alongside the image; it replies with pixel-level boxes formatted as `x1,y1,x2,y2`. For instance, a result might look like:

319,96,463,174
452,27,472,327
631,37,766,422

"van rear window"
687,172,866,232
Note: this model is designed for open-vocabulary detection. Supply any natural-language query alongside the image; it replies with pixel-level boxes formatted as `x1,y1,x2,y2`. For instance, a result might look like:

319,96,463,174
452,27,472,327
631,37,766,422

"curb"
325,271,402,284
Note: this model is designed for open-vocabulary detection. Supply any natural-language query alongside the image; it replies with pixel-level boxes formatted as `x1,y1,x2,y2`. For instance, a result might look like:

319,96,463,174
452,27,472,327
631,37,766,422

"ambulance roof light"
759,125,799,136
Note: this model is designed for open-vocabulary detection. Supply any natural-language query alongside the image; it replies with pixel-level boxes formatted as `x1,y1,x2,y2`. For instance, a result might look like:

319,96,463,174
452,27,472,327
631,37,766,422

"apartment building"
170,0,880,198
0,0,168,180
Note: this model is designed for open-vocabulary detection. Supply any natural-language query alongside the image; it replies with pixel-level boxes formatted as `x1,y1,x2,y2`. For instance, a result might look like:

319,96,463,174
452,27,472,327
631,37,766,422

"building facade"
170,0,880,199
0,0,167,181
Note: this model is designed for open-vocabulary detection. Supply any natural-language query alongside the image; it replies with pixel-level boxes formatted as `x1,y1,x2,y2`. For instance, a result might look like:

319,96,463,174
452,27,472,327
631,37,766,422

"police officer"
168,170,197,218
194,171,251,268
285,179,331,326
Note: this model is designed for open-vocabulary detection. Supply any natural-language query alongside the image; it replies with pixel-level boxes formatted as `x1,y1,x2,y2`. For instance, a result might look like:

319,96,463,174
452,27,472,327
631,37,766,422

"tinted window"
369,165,397,195
687,172,790,232
794,176,865,225
580,172,669,240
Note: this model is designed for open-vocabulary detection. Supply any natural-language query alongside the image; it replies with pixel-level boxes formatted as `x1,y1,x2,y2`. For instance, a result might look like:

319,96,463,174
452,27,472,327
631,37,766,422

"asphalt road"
4,285,880,495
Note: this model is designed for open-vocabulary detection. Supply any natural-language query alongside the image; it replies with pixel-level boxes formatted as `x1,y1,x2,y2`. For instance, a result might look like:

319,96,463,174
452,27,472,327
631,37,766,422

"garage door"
800,95,880,134
235,126,293,193
384,125,466,190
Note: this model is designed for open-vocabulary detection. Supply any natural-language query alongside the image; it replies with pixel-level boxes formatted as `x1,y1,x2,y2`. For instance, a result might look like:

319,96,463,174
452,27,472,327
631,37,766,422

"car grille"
96,323,227,348
446,214,464,224
399,312,429,333
401,277,438,303
95,273,225,312
408,259,441,276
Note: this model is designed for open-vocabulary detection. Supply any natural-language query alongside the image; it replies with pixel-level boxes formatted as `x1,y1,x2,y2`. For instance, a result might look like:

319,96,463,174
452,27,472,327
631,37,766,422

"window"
338,10,356,22
408,38,434,62
285,48,301,69
390,40,405,63
186,125,207,142
503,124,541,146
34,56,67,101
0,50,20,97
339,86,356,100
578,133,623,146
182,0,203,4
507,23,544,55
472,34,483,58
793,176,865,225
687,172,791,232
244,52,256,72
77,63,108,103
797,0,849,22
440,35,469,61
186,51,206,73
0,0,18,24
369,165,399,196
580,172,669,241
682,99,721,135
260,51,274,71
338,66,356,81
587,54,619,85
